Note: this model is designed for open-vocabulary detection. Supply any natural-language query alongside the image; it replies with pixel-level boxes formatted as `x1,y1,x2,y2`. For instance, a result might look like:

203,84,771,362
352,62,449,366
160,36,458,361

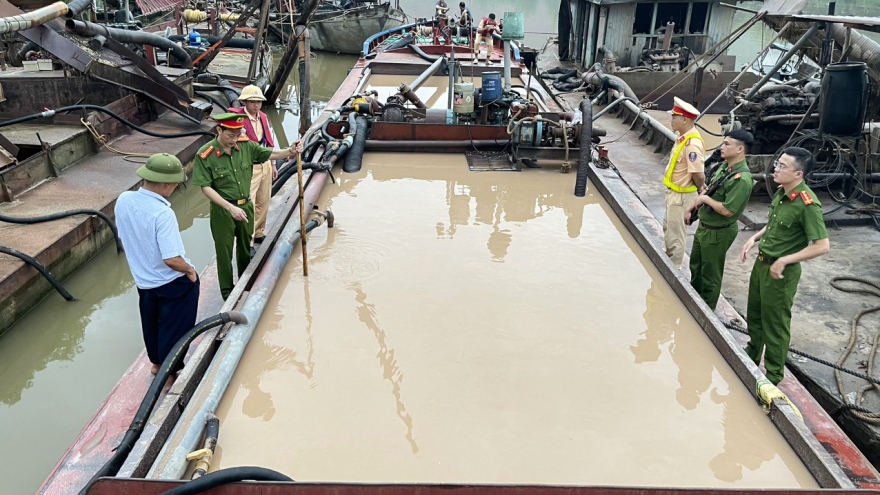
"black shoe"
250,246,256,258
254,236,265,244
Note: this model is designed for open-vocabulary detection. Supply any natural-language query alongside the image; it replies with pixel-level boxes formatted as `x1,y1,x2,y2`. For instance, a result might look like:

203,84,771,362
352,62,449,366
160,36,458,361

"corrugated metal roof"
783,14,880,34
135,0,183,15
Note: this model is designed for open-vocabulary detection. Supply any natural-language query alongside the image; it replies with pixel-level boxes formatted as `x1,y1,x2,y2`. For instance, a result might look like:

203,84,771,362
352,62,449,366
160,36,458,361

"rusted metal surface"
370,122,511,141
133,0,183,16
781,14,880,33
87,479,880,495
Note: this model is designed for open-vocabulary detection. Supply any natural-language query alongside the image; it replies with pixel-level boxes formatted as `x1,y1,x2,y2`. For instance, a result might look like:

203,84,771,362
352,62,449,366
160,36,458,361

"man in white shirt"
115,153,199,375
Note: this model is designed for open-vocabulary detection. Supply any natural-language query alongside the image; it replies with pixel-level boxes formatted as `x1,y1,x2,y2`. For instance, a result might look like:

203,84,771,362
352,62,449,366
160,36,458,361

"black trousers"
137,274,200,370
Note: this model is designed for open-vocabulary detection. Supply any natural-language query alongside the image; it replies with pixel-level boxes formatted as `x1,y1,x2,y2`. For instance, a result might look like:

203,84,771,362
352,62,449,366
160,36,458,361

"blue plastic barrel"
482,71,502,101
188,29,201,47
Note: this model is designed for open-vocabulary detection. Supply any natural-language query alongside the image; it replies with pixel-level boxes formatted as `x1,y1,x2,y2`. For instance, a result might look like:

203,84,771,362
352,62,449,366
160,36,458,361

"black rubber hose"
0,209,123,253
304,138,326,164
574,99,592,197
343,114,368,173
408,43,440,62
65,0,91,17
320,119,333,142
0,246,74,301
159,466,293,494
168,34,256,49
66,20,193,69
272,161,319,197
194,90,228,110
0,104,215,138
79,311,248,495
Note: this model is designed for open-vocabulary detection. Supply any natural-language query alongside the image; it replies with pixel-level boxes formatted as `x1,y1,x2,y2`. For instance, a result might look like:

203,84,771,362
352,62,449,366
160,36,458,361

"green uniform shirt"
192,138,273,200
697,159,752,227
759,182,827,258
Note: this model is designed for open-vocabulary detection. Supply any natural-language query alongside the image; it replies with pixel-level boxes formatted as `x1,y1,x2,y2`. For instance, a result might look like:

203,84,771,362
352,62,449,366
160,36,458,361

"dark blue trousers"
137,274,199,371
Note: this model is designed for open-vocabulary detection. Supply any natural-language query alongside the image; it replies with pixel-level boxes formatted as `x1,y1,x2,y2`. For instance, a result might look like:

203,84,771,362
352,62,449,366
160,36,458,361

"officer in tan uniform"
663,97,705,268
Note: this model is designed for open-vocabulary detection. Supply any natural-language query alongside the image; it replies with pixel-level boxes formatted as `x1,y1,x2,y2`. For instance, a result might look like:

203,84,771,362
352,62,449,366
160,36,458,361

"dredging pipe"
574,99,592,197
0,208,122,253
0,104,214,138
148,194,334,480
344,113,368,173
0,246,73,301
65,20,193,69
159,466,293,494
398,55,446,108
0,2,68,35
169,34,255,50
364,140,509,152
743,23,820,102
64,0,91,18
78,312,248,495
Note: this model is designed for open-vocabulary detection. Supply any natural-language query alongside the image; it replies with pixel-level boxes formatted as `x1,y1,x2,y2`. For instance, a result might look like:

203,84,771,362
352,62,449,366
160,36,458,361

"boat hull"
309,3,407,55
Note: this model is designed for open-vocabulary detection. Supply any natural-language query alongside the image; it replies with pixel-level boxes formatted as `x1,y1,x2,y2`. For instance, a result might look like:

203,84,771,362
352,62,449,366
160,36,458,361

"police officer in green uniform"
193,113,303,299
686,129,754,310
740,146,830,384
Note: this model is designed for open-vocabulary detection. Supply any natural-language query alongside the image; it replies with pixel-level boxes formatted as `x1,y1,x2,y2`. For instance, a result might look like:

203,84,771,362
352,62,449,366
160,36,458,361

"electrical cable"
0,105,215,138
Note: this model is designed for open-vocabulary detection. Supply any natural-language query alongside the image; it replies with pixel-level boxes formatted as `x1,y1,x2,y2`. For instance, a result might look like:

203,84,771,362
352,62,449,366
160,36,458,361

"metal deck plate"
465,150,517,171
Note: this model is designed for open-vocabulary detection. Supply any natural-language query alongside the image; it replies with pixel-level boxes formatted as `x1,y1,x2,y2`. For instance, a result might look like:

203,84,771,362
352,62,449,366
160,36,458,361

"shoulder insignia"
237,135,250,142
215,149,222,158
800,191,813,205
788,191,798,201
734,172,742,180
688,151,698,162
199,146,214,160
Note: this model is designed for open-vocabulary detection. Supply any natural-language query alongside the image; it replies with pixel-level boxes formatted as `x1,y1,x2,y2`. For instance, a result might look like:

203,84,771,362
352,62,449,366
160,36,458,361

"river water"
0,1,872,492
212,155,816,487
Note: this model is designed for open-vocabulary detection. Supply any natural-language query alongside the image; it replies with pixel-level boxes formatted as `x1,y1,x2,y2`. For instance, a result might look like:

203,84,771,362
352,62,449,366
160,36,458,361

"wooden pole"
296,151,309,276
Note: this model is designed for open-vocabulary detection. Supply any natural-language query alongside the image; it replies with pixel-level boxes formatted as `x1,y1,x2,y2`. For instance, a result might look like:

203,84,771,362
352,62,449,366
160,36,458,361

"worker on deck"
474,13,501,62
435,0,450,19
456,2,472,37
686,129,754,310
663,96,705,268
115,153,198,376
740,146,829,385
193,113,304,300
227,85,277,254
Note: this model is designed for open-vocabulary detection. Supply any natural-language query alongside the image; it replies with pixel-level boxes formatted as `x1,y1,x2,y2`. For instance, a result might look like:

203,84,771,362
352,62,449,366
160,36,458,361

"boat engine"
720,80,820,153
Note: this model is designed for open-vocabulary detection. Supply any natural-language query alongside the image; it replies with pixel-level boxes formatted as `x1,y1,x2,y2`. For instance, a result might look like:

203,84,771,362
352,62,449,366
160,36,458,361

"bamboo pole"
296,151,309,276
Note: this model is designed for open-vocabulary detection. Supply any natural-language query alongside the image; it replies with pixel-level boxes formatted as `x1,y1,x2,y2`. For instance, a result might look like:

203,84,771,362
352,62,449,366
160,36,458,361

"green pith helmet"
137,153,186,183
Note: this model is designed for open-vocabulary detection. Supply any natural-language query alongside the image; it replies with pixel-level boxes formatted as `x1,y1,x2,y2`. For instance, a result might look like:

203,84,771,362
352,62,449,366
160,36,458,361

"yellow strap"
756,378,802,419
664,130,703,193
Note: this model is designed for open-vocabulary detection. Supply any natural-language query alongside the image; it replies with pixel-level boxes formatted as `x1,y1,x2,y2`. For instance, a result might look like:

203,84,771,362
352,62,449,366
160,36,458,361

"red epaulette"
734,172,742,180
788,191,798,201
199,146,214,160
800,191,814,205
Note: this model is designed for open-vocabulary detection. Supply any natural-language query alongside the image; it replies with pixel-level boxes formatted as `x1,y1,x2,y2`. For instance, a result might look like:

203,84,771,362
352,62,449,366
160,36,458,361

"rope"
80,118,152,163
829,276,880,423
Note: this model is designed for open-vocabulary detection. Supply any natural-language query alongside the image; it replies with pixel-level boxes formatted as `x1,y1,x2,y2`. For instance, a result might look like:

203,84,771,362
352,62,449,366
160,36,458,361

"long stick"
296,151,309,276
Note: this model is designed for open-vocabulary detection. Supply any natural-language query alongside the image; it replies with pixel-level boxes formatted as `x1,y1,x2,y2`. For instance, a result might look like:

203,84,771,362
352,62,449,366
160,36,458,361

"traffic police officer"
740,146,830,384
193,113,303,300
686,129,754,310
663,97,705,268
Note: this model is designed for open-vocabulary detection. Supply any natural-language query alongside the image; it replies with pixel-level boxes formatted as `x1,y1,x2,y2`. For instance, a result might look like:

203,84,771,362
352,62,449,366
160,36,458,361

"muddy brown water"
211,153,816,487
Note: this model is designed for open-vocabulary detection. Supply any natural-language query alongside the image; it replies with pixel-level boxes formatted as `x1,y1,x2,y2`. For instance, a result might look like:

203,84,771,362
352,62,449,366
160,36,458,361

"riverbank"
535,49,880,470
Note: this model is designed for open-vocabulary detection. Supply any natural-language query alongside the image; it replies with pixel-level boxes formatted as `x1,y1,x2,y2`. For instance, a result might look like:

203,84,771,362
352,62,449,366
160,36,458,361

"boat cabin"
567,0,738,69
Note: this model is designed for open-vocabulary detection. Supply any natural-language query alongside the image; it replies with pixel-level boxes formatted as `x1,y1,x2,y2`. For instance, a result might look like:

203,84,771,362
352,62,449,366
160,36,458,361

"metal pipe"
575,99,592,197
696,22,792,122
65,19,193,69
592,96,638,121
503,40,512,91
743,23,820,102
406,55,446,93
760,113,819,123
364,139,509,151
147,194,334,481
614,91,677,142
0,2,68,35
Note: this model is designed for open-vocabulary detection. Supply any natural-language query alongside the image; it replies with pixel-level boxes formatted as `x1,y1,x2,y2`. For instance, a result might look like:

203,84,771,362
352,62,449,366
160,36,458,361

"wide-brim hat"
668,96,699,120
238,84,267,101
137,153,186,183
